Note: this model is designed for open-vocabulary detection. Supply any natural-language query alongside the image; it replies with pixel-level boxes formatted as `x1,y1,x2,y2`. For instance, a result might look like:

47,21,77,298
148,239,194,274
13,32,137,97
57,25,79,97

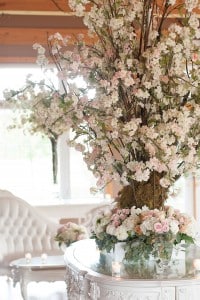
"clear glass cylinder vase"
153,243,174,277
153,242,186,278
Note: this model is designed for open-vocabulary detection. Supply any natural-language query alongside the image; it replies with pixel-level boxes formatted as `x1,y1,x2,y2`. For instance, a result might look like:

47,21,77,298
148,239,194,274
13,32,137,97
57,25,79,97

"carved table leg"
11,267,20,287
20,273,29,300
88,281,100,300
65,266,87,299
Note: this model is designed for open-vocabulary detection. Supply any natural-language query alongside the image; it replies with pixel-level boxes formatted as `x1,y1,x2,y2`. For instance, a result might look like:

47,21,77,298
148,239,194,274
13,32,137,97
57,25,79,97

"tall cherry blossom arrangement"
19,0,200,208
4,76,71,184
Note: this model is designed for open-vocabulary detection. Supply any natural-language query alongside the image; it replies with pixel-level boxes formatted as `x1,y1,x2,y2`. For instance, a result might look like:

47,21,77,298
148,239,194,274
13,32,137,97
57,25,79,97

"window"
0,65,104,205
166,177,188,212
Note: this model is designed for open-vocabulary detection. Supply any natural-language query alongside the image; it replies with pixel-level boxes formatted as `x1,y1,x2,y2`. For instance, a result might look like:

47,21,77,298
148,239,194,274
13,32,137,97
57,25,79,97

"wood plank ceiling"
0,0,87,63
0,1,200,64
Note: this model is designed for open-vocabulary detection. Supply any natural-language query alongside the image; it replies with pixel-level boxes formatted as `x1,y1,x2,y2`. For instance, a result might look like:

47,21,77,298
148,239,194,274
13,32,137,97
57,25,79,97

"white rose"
143,218,155,231
95,224,104,234
184,220,199,238
141,219,154,233
106,224,116,236
140,223,147,235
169,220,179,235
123,215,139,231
101,216,111,226
103,209,113,217
115,225,128,241
131,206,142,215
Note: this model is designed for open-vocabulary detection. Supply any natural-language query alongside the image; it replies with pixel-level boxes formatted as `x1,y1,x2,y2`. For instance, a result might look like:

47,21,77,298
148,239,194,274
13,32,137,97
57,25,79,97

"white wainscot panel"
88,283,175,300
176,284,200,300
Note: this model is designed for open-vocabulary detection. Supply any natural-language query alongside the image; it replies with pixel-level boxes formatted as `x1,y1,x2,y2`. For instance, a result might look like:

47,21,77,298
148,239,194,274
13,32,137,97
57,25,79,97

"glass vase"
114,242,126,262
153,243,174,278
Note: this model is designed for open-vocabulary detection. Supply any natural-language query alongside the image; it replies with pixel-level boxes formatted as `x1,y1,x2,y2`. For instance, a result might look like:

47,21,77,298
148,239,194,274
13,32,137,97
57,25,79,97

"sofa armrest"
0,234,7,262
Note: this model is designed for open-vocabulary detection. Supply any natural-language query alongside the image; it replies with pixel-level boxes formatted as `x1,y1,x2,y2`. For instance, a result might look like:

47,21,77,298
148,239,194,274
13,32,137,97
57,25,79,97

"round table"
64,239,200,300
10,255,66,300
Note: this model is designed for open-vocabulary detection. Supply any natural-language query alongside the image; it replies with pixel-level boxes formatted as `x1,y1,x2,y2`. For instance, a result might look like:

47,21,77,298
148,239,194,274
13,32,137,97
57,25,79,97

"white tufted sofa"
0,190,61,277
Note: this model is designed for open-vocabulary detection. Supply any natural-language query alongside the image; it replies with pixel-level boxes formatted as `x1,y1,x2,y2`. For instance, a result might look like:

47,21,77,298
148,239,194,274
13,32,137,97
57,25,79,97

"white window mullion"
57,131,71,200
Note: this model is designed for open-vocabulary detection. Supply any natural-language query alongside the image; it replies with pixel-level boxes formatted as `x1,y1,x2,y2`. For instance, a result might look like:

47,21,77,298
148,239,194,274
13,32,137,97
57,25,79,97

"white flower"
160,178,171,188
115,225,128,241
185,0,198,12
183,219,199,238
123,215,139,231
110,18,124,30
169,220,179,235
140,219,154,234
131,206,142,215
135,89,150,99
106,224,116,235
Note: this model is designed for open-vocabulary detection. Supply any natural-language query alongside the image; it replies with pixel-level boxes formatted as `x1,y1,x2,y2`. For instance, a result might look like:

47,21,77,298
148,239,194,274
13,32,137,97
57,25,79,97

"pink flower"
160,75,169,84
154,222,163,233
77,233,87,241
162,223,170,233
113,220,120,227
119,213,127,220
192,53,199,62
140,210,154,221
122,208,130,215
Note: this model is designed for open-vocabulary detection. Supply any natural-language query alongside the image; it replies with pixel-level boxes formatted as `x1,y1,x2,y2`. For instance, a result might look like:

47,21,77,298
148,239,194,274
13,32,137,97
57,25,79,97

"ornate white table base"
64,240,200,300
66,266,87,300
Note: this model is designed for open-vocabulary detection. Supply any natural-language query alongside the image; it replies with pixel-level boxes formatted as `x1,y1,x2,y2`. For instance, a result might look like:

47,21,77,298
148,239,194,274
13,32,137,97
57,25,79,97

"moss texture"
115,171,169,209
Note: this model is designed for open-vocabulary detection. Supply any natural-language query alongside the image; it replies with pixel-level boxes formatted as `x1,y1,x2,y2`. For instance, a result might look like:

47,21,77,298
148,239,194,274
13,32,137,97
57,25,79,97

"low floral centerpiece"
55,222,88,248
91,204,200,270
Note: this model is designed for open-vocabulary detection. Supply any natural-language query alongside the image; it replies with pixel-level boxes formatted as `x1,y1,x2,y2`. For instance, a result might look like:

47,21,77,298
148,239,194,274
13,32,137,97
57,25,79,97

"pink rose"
113,220,120,227
111,215,120,222
119,213,127,220
154,222,163,233
162,223,169,232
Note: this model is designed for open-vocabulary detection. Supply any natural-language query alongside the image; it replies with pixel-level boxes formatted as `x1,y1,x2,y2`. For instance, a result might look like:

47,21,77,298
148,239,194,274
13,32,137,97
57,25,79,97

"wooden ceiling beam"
0,10,75,16
0,14,85,29
0,0,71,12
0,0,200,64
0,12,87,63
0,28,89,45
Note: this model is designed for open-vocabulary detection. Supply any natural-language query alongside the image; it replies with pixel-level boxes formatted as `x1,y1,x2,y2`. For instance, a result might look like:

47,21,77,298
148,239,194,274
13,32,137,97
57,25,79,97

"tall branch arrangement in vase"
6,0,200,209
33,0,200,209
4,76,70,184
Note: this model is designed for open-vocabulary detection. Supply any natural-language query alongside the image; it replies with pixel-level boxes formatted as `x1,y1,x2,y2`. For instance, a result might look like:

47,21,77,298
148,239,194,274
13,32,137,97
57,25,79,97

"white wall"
35,200,111,223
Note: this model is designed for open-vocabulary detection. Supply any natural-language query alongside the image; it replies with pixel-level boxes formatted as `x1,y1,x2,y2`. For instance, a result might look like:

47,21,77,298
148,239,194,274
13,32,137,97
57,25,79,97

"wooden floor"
0,276,67,300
